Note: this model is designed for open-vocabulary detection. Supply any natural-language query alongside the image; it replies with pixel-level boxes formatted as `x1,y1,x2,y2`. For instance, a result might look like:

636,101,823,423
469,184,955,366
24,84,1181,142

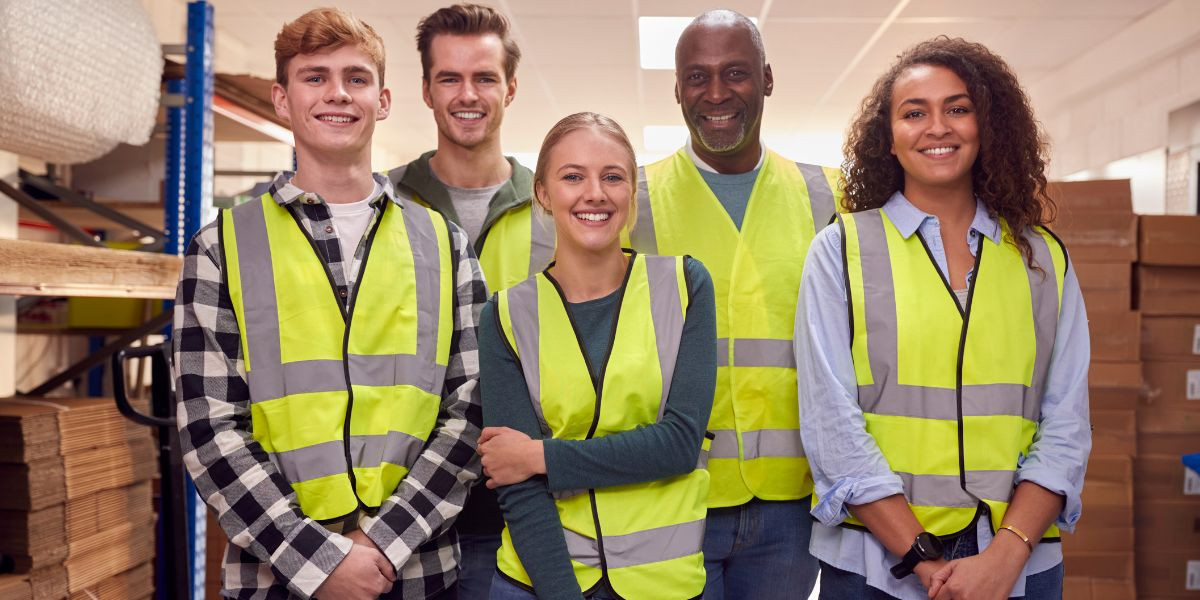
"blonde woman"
477,112,717,599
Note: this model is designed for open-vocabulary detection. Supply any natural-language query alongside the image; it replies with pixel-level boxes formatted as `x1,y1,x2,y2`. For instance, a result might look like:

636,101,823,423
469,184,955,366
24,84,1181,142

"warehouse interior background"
1,0,1200,599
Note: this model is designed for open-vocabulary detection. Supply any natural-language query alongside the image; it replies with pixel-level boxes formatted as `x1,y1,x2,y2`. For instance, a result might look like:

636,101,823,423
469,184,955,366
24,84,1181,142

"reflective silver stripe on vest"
529,205,557,277
401,198,449,397
273,430,426,484
504,277,550,436
896,470,1015,508
714,337,795,368
1024,232,1060,422
562,519,705,570
860,383,1041,422
231,197,447,404
632,167,659,254
741,429,805,459
796,163,836,231
707,429,740,459
646,256,685,420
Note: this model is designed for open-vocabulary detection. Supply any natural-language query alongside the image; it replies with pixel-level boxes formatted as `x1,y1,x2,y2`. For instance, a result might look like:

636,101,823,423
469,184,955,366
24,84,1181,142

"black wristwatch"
890,532,945,579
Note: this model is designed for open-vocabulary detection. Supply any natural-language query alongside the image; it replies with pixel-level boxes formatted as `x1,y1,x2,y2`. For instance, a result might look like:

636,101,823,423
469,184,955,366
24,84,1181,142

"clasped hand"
478,426,545,488
314,529,395,599
922,536,1027,600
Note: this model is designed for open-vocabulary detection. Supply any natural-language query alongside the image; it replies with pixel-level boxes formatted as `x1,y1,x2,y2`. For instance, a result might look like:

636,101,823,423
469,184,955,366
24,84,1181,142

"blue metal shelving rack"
162,2,213,599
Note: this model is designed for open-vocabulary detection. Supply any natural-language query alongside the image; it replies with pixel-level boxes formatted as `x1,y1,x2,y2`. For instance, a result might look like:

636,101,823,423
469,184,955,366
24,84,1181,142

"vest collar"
881,191,1001,245
394,150,534,227
266,170,399,208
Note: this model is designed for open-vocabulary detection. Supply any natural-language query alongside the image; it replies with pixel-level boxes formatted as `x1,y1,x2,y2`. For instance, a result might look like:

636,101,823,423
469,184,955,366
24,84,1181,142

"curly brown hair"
842,36,1054,266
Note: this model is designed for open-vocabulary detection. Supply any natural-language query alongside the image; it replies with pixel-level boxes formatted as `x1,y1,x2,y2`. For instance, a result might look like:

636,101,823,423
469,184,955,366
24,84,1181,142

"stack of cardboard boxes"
1050,180,1140,599
0,397,156,600
1135,215,1200,599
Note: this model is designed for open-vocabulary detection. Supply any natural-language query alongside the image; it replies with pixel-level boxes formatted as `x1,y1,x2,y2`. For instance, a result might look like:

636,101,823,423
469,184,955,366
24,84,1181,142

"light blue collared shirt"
795,192,1092,599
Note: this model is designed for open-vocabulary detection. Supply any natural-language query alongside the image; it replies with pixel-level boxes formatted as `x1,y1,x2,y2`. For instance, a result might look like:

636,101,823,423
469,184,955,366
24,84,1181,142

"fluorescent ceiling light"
643,125,689,152
638,16,757,70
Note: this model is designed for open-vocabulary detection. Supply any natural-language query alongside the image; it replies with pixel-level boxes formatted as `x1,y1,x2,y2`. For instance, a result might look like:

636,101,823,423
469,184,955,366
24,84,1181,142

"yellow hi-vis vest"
221,193,453,522
494,253,709,599
832,209,1067,539
476,203,556,292
387,164,554,292
631,148,840,507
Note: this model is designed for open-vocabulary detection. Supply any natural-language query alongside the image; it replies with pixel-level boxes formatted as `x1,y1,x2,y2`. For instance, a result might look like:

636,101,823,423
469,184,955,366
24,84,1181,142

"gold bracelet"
999,524,1033,552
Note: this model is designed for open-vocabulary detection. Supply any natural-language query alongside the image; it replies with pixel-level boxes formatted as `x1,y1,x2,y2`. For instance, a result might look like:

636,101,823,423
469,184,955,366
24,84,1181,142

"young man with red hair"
174,8,485,599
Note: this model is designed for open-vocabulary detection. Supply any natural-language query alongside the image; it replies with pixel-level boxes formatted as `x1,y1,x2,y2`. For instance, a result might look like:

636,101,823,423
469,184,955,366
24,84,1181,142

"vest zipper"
542,252,637,593
288,202,388,514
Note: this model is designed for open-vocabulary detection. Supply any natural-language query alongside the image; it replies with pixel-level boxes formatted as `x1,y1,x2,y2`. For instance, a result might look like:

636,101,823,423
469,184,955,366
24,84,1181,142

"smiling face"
535,127,634,258
272,44,390,159
423,33,516,151
890,64,980,198
674,21,772,159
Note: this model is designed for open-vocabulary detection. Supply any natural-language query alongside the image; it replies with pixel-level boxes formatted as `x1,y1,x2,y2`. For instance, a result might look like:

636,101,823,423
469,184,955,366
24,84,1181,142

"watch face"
915,532,945,561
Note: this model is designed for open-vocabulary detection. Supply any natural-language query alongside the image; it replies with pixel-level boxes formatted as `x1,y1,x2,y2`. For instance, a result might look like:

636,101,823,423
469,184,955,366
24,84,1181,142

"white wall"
0,150,17,396
1033,0,1200,214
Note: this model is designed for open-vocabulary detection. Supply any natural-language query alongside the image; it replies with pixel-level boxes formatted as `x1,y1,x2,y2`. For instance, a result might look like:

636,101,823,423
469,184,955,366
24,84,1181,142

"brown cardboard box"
1089,361,1143,390
1062,576,1137,600
1138,266,1200,316
1144,317,1200,361
1063,550,1135,580
1144,361,1200,407
1140,215,1200,267
1091,410,1137,456
1135,550,1200,597
1077,261,1134,290
1090,312,1141,362
1077,262,1133,312
1084,289,1133,313
1083,455,1133,506
1136,500,1200,551
1063,504,1133,552
1052,213,1139,262
1091,388,1139,411
1048,179,1134,213
1136,454,1200,502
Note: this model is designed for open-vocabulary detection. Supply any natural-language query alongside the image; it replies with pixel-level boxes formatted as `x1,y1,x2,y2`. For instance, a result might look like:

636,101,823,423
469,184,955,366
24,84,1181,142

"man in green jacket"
390,4,552,296
388,4,552,598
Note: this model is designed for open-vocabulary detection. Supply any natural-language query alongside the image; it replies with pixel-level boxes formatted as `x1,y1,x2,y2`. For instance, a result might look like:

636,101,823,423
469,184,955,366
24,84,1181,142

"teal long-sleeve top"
479,256,717,599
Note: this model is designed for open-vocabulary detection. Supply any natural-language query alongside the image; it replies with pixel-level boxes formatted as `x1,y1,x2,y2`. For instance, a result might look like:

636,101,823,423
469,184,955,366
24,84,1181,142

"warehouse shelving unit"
0,2,214,599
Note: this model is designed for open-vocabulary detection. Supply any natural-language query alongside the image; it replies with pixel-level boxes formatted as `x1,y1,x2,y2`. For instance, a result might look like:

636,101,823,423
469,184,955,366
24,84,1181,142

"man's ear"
674,80,681,105
505,75,517,107
422,78,434,110
763,63,774,97
377,87,392,121
271,82,291,122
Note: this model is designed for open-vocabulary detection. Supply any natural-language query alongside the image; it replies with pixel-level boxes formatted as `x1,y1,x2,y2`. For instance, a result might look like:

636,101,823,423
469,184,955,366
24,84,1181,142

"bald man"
629,10,841,598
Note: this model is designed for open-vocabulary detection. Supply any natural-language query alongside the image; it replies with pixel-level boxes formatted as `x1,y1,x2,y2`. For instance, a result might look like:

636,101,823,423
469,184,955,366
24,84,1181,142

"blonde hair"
275,8,386,85
533,112,638,234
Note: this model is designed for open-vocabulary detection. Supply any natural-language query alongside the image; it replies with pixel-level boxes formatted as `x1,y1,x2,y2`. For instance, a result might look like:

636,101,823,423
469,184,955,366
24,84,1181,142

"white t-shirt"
325,181,380,286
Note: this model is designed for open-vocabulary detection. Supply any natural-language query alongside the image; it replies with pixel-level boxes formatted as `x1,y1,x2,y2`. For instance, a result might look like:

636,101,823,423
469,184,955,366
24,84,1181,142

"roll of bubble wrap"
0,0,163,164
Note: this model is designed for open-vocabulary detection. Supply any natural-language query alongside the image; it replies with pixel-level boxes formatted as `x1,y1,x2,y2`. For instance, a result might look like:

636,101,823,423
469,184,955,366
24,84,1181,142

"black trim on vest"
338,199,390,514
836,215,854,343
541,250,639,594
1041,225,1071,273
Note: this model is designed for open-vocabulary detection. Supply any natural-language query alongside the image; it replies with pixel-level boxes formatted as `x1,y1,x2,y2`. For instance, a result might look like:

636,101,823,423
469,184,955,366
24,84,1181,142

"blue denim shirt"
795,192,1092,599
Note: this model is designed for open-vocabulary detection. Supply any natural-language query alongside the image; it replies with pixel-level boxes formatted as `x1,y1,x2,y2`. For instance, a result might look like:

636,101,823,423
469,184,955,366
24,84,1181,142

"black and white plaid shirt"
173,172,485,599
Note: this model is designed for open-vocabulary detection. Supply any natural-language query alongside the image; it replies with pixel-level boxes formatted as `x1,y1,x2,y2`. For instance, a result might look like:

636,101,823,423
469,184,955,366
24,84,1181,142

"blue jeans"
458,532,502,599
488,572,621,599
819,557,1064,599
702,498,819,600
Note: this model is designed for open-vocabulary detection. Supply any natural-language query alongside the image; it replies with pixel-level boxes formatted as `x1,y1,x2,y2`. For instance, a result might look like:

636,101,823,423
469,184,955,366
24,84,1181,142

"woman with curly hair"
796,37,1090,599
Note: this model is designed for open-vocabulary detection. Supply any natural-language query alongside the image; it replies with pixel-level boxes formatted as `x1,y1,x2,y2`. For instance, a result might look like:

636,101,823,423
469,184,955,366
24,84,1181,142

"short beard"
691,119,747,154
